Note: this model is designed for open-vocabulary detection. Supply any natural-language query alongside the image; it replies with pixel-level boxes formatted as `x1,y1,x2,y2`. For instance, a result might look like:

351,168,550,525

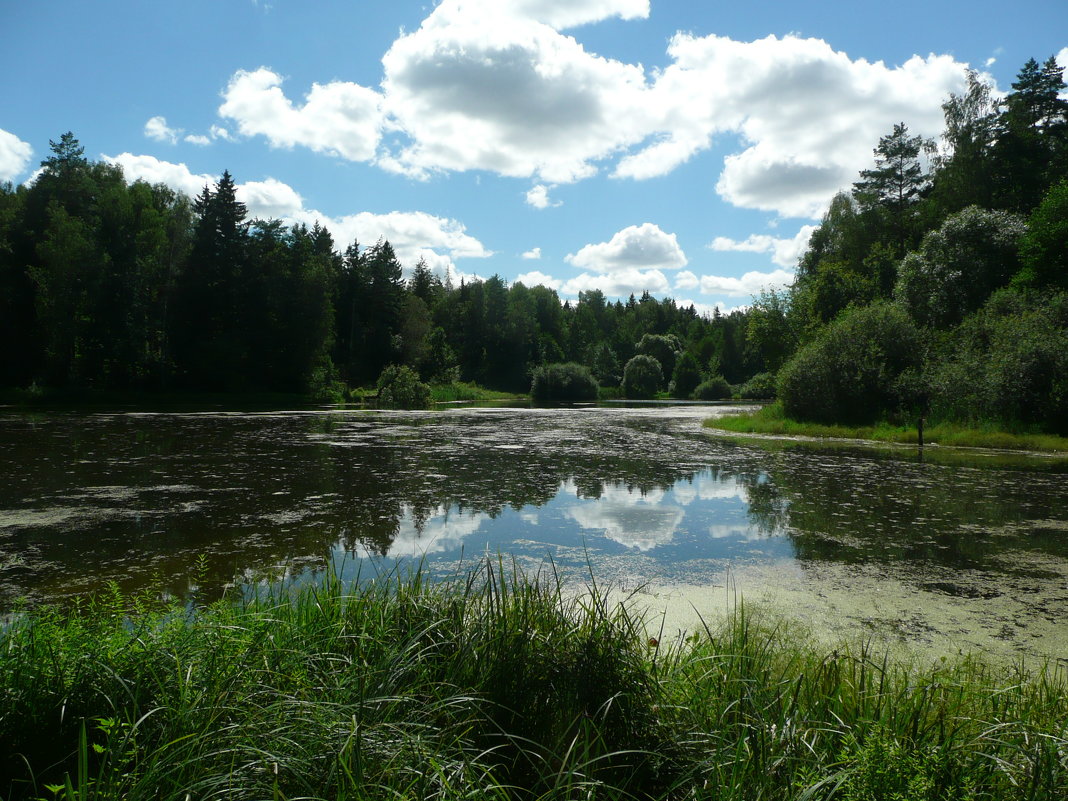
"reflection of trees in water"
736,446,1068,571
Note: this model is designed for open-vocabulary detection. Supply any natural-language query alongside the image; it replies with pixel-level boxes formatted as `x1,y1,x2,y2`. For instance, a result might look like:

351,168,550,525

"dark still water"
2,403,1067,659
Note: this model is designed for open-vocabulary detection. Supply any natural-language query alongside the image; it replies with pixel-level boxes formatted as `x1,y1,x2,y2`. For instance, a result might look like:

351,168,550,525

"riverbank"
2,565,1066,800
705,402,1068,453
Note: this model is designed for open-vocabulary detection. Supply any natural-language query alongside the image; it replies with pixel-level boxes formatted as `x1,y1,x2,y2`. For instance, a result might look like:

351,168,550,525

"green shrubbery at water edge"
2,564,1067,800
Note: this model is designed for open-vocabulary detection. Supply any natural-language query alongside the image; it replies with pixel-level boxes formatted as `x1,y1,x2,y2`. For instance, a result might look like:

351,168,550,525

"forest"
1,56,1066,431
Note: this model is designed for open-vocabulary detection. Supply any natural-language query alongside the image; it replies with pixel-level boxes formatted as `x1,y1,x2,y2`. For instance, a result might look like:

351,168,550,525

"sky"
1,0,1065,314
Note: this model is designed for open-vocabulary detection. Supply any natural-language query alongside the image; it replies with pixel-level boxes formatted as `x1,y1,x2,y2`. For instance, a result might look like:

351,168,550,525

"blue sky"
1,0,1065,313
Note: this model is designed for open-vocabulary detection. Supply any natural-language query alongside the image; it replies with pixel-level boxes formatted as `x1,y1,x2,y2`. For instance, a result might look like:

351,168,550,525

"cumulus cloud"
0,128,33,182
674,270,699,291
710,224,816,268
495,0,649,29
207,5,970,219
515,270,561,290
184,134,212,146
698,268,795,297
144,116,181,144
103,153,216,197
521,247,542,260
380,3,651,182
643,34,968,217
560,268,671,297
567,223,687,272
218,68,384,161
101,153,491,276
525,184,561,209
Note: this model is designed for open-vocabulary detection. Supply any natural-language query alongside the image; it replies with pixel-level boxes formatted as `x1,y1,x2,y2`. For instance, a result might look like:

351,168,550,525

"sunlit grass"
429,381,522,403
706,402,1068,452
2,563,1066,799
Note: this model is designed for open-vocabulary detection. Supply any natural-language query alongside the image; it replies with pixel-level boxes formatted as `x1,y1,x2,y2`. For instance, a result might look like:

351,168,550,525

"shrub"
622,355,662,399
777,302,922,424
634,334,681,386
530,362,599,402
895,206,1027,328
737,371,777,399
692,376,732,400
671,352,703,398
928,289,1068,433
376,364,431,409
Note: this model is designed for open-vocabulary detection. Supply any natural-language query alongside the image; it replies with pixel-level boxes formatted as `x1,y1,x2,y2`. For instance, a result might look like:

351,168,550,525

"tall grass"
1,563,1066,800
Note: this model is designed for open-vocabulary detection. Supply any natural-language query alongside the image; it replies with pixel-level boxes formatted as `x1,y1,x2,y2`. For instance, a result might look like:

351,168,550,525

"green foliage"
529,362,599,402
634,333,681,386
777,302,922,424
1016,179,1068,290
736,371,777,399
4,567,1068,800
692,375,732,400
670,351,702,397
927,289,1068,433
895,206,1027,328
588,340,621,387
622,354,662,399
376,364,430,409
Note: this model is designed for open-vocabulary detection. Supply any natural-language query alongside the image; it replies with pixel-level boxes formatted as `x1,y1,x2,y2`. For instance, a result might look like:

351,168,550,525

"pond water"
2,403,1067,663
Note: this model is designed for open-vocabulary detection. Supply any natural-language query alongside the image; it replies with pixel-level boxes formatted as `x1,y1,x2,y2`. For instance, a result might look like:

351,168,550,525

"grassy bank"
2,565,1066,800
706,402,1068,452
429,381,523,403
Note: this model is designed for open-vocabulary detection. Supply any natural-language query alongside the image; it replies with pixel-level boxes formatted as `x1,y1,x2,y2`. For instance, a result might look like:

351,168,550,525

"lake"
2,402,1067,663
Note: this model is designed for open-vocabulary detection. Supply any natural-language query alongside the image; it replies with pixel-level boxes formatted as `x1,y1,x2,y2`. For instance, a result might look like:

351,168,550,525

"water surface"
2,404,1066,661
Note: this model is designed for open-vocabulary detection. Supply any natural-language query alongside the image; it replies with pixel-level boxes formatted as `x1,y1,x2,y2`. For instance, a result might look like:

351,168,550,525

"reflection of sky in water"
330,468,794,579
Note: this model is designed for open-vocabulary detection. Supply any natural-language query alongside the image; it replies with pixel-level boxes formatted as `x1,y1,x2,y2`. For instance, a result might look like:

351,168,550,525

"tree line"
0,136,774,400
1,55,1064,419
746,56,1068,434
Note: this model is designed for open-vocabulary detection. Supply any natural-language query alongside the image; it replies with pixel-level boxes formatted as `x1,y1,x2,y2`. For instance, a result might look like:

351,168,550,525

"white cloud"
218,68,384,161
209,125,233,141
567,223,687,272
561,268,670,297
567,483,683,551
380,4,651,183
492,0,649,29
698,268,795,298
710,224,816,268
515,270,561,290
101,153,491,276
208,9,970,220
102,153,216,197
674,270,699,291
184,134,211,146
0,128,32,182
144,115,180,144
521,247,542,260
525,184,561,209
645,34,968,217
238,178,304,218
309,210,492,268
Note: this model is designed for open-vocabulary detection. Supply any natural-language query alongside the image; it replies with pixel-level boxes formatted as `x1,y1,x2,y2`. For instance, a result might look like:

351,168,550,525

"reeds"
1,562,1066,800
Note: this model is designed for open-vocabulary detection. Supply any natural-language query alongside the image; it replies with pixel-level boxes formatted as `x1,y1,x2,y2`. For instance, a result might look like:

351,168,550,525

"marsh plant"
1,562,1066,800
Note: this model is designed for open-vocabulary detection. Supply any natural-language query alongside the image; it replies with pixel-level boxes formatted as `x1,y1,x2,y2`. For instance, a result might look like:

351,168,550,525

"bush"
736,371,777,399
895,206,1027,328
671,352,703,398
530,362,599,402
777,302,922,424
928,289,1068,433
376,364,431,409
692,376,732,400
622,355,662,399
634,334,681,387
